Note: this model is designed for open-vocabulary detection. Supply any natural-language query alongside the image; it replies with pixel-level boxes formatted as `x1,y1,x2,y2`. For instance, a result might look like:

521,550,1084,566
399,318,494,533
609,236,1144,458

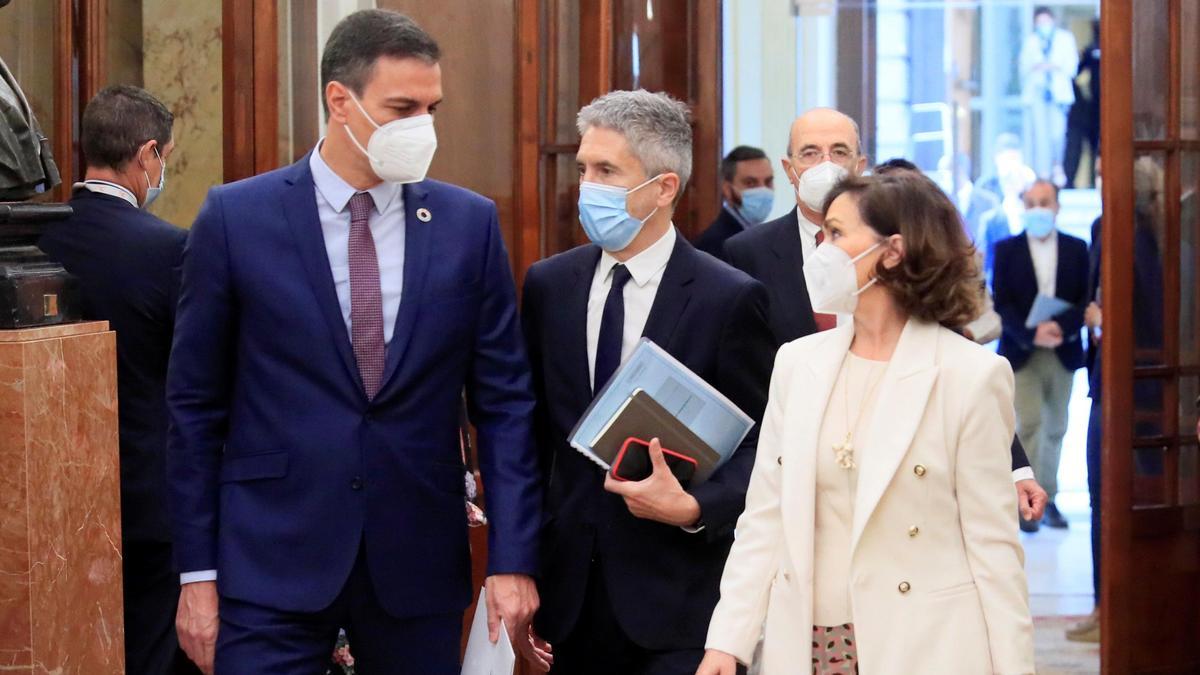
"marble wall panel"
0,326,123,674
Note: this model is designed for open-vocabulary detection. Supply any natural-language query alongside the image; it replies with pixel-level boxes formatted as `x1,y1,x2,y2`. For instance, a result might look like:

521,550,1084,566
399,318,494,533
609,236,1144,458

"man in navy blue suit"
522,90,775,674
39,85,199,675
168,10,543,674
992,179,1089,532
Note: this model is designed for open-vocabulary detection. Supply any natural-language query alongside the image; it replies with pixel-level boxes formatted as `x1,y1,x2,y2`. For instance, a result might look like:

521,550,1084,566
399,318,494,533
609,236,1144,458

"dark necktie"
348,191,385,400
594,264,633,393
812,229,838,332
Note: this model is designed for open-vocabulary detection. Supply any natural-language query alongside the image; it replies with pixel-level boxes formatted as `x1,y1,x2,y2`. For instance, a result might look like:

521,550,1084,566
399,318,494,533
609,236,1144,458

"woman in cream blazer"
698,174,1034,675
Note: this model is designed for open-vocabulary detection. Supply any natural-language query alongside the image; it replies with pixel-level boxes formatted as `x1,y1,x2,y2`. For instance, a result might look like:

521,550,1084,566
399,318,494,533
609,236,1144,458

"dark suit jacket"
722,208,818,345
992,231,1090,372
522,236,774,650
38,189,186,543
1086,218,1102,397
167,155,541,617
693,205,745,258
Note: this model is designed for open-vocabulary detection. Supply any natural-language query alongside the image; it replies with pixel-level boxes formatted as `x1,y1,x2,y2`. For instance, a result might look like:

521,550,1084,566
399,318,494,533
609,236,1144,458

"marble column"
0,322,124,674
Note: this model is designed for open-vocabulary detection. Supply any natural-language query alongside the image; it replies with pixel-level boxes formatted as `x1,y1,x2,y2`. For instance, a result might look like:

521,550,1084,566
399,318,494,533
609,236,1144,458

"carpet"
1035,615,1101,674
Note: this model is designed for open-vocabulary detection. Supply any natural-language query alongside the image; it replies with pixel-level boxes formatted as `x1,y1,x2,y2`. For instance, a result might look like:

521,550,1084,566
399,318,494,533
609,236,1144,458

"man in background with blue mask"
168,10,543,674
693,145,774,257
39,84,195,675
521,89,774,674
1019,6,1079,185
992,179,1090,532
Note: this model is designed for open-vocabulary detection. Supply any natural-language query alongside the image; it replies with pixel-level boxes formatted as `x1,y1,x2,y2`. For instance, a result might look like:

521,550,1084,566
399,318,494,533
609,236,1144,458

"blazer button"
350,477,364,491
783,572,791,582
913,464,927,477
898,581,911,594
777,456,782,466
908,525,920,537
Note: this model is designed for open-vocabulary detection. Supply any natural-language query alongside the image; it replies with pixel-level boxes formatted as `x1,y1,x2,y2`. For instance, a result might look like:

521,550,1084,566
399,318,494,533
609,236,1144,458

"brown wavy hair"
822,173,982,328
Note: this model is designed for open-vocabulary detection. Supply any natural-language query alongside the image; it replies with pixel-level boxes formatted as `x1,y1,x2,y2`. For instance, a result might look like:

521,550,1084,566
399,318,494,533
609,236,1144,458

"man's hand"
1034,321,1064,349
1017,478,1049,522
1085,302,1102,330
485,574,552,672
696,649,740,675
176,581,219,674
604,438,701,528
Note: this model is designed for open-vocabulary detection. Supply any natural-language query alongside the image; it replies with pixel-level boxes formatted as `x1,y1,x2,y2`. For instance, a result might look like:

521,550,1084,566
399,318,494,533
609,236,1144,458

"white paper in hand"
461,588,516,675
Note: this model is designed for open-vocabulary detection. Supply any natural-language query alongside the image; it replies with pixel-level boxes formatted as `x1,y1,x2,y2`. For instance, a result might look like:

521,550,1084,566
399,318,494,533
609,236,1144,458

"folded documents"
568,338,755,479
592,389,723,484
1025,294,1074,329
461,588,515,675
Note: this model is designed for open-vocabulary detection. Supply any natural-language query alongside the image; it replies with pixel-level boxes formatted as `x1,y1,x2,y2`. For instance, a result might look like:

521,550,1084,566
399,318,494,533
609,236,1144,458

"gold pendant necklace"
836,355,887,471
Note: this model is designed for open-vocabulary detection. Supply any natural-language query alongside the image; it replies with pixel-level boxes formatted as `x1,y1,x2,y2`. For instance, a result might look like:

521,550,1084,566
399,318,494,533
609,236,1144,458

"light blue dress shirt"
309,141,406,345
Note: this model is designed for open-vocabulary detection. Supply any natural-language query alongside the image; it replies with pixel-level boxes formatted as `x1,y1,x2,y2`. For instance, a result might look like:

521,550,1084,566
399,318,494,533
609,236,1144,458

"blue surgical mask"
143,146,166,208
1036,23,1054,40
737,187,774,225
1023,207,1056,239
578,175,662,251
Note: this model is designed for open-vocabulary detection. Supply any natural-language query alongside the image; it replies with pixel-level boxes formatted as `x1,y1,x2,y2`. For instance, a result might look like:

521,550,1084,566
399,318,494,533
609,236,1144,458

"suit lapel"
641,237,696,351
281,156,361,391
568,247,601,403
1013,233,1039,298
770,211,815,331
378,182,432,393
850,319,940,555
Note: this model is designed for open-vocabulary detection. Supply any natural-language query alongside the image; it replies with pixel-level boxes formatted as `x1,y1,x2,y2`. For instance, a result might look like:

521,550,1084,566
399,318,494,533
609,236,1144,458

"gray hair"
577,89,693,189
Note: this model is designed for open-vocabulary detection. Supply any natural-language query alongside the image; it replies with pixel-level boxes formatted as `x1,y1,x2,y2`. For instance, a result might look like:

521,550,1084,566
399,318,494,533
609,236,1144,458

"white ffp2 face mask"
794,161,850,212
344,90,438,184
803,239,883,315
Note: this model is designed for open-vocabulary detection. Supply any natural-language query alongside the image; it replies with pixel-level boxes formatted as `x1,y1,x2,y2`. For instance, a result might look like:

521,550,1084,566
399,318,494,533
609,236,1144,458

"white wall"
724,0,836,221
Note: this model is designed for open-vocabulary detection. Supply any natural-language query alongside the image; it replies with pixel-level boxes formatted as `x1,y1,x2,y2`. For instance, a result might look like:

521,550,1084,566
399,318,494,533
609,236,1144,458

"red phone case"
610,437,698,482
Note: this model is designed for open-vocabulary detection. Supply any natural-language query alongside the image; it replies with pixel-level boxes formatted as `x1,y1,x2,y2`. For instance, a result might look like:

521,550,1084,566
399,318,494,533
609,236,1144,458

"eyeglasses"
792,147,856,168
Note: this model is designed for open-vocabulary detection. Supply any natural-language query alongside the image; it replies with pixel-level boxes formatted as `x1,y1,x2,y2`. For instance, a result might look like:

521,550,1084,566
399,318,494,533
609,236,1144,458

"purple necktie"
348,191,385,399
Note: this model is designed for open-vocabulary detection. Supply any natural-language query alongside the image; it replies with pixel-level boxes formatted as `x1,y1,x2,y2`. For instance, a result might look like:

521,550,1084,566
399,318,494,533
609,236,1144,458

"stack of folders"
568,338,755,487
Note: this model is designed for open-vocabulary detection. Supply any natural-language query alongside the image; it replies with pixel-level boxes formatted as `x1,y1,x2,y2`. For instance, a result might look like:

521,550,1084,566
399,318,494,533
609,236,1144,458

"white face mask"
803,239,883,315
343,90,437,184
794,161,850,212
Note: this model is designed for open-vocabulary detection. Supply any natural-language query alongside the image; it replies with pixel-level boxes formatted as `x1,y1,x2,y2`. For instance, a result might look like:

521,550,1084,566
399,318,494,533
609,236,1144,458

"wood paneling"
223,0,279,182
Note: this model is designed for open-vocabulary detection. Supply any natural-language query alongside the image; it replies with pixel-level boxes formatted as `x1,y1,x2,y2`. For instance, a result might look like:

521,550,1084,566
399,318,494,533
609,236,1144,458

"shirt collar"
798,211,822,239
598,226,677,288
724,203,751,229
76,180,138,208
309,139,401,215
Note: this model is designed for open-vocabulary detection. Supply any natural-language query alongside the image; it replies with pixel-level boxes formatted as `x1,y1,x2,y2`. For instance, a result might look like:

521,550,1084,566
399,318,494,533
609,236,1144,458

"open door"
1100,1,1200,672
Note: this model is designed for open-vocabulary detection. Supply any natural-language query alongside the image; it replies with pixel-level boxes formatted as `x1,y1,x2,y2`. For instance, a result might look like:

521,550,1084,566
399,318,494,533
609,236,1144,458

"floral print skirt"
812,624,858,675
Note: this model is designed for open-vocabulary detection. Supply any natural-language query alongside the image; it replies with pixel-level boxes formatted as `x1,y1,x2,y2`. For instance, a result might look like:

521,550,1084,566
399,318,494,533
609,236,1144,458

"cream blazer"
706,319,1034,674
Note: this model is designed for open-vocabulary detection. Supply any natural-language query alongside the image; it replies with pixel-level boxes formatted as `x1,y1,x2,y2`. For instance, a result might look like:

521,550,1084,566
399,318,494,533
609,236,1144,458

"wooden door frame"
1097,2,1133,670
223,0,280,183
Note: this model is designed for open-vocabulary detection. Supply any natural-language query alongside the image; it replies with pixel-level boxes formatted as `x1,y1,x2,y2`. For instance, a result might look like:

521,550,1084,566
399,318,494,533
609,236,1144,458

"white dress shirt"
1028,229,1059,298
75,180,139,207
310,140,406,344
586,226,676,388
181,144,408,586
797,211,821,262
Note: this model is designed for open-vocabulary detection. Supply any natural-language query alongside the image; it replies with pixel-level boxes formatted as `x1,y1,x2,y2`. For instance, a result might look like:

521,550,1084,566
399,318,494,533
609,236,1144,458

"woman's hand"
695,649,739,675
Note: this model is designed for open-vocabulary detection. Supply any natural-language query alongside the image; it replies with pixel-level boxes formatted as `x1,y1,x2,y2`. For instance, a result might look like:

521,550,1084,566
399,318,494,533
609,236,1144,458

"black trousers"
1087,397,1102,604
213,543,460,675
550,560,707,675
1064,114,1099,189
123,541,203,675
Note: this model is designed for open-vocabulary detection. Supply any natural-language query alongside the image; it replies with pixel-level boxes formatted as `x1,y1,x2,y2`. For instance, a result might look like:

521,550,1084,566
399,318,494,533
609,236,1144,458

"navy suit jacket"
39,190,187,543
992,231,1090,372
721,208,819,345
167,155,541,617
693,206,744,258
522,237,774,650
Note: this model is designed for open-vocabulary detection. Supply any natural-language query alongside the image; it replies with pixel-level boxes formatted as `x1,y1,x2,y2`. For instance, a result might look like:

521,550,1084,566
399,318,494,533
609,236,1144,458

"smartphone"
610,437,697,486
